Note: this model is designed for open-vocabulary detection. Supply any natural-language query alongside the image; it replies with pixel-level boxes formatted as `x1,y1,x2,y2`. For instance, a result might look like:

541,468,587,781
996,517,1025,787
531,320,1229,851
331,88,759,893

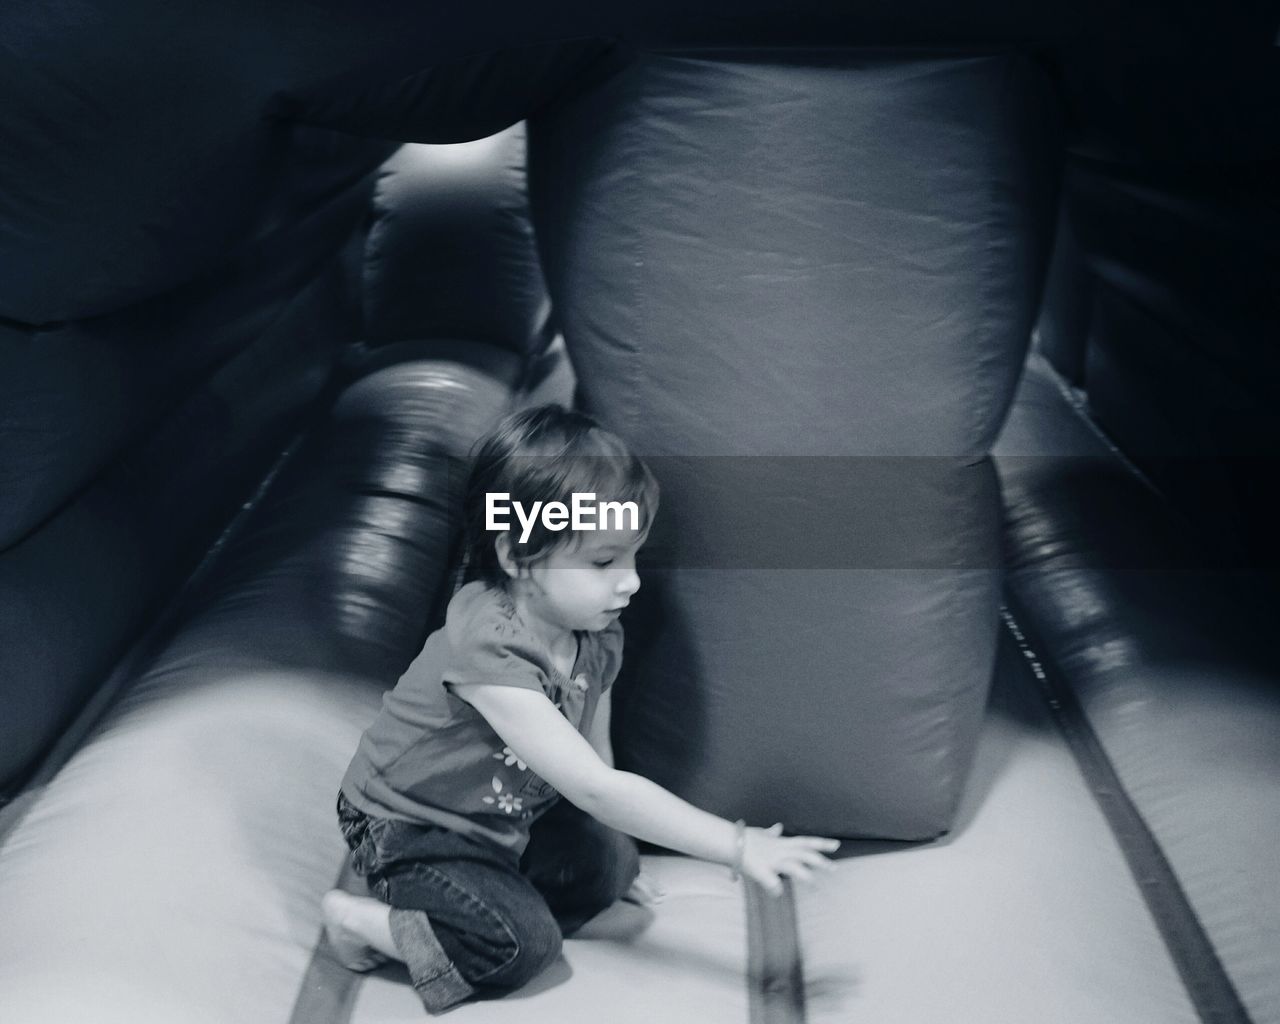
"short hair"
461,404,660,586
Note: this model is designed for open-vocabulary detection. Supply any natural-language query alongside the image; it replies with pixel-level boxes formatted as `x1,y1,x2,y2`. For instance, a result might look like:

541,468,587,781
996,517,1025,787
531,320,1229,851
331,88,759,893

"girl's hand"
622,869,665,907
741,822,840,895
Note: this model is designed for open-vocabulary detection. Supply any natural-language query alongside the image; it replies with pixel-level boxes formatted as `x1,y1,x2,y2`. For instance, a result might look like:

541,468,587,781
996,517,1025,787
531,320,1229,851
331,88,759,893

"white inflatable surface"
0,641,1199,1024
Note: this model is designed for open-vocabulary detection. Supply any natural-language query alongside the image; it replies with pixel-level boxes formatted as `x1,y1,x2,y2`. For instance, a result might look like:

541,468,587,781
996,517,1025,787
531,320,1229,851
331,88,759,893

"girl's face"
508,526,645,635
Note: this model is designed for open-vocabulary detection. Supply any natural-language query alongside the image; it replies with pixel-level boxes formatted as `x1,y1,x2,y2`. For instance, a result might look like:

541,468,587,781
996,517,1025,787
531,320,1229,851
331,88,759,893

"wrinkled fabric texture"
529,51,1057,838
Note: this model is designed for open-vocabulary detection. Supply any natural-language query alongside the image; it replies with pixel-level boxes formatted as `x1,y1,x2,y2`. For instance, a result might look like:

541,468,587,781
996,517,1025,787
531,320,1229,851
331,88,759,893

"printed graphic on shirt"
480,775,524,815
492,746,527,770
477,669,595,815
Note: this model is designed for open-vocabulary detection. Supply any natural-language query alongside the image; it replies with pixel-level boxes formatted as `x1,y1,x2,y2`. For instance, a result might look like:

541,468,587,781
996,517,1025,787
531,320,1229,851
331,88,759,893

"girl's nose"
617,569,640,596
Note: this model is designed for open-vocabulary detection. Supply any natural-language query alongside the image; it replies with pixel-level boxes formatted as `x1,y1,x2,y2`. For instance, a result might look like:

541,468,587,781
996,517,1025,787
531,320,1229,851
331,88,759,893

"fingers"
761,826,841,853
749,860,837,896
622,872,665,907
797,850,837,873
778,851,834,883
783,837,839,863
793,835,841,852
781,846,839,883
744,864,787,896
790,838,839,856
739,826,842,896
779,862,815,884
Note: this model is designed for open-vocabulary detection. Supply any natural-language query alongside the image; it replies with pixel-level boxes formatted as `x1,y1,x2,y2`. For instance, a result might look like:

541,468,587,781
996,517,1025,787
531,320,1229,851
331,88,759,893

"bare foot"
322,890,393,972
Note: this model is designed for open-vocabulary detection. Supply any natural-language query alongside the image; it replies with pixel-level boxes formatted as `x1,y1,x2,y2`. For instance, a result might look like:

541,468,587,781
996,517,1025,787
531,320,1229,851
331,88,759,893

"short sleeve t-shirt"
340,581,625,858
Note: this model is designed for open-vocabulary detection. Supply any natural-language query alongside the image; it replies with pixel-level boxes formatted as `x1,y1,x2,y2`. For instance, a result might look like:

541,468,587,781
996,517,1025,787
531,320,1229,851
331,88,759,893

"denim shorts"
336,792,639,1012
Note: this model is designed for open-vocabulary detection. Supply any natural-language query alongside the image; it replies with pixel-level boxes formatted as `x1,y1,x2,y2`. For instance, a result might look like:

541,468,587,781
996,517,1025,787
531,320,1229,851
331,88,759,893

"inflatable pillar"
530,51,1057,838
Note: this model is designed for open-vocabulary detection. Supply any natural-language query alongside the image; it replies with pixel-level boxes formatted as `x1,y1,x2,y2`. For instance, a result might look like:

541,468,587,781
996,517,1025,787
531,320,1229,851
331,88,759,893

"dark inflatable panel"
996,354,1280,1024
1065,157,1280,565
0,256,354,793
143,351,523,686
1070,159,1280,392
0,174,378,549
530,52,1057,837
0,0,620,323
2,1,1267,325
362,126,552,355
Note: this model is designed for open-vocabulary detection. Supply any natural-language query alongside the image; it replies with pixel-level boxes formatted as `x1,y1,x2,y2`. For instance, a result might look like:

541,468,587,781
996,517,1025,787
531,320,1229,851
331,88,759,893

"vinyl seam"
0,428,307,841
1000,601,1253,1024
745,877,808,1024
287,860,366,1024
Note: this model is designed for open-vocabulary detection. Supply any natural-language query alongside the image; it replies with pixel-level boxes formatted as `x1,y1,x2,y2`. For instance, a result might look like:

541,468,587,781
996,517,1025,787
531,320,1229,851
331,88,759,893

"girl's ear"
494,532,522,580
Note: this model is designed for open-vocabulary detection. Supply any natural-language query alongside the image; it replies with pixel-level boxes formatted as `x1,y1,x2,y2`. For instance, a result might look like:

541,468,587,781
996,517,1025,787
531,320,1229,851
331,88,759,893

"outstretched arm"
453,683,838,893
586,689,614,768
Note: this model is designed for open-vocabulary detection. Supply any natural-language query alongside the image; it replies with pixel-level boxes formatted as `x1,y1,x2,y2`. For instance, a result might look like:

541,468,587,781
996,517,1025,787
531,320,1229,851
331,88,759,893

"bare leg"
322,890,399,971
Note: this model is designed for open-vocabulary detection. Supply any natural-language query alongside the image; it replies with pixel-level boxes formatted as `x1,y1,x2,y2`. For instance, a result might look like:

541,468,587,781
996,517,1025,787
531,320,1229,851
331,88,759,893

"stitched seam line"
1000,603,1253,1024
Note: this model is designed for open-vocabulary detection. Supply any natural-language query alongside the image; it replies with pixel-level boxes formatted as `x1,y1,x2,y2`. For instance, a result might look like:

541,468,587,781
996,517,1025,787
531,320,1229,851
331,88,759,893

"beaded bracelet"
728,819,747,881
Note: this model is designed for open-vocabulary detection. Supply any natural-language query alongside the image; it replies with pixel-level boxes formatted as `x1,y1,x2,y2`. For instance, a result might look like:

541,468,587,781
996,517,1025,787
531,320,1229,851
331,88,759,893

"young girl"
323,404,839,1013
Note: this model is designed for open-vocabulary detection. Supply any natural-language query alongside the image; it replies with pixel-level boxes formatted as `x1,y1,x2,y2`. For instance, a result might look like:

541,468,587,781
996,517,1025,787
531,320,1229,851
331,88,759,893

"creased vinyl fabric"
529,52,1057,838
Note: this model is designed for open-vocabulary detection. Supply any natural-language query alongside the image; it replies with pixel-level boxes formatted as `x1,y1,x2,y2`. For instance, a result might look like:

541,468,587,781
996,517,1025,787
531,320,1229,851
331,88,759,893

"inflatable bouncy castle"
1,4,1277,1022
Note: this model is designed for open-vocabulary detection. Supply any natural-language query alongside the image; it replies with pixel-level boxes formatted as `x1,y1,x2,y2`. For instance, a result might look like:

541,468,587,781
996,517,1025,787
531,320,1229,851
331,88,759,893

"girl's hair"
461,405,659,586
